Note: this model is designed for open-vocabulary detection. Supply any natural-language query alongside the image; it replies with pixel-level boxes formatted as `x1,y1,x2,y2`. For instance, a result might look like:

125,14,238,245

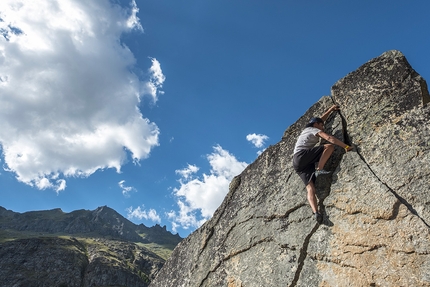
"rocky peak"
149,50,430,287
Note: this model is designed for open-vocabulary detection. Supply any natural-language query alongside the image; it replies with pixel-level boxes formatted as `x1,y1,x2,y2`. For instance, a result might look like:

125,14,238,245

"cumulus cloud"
168,145,248,232
175,164,199,180
142,57,166,101
0,0,164,192
126,205,161,223
118,180,136,197
246,133,269,155
246,133,269,148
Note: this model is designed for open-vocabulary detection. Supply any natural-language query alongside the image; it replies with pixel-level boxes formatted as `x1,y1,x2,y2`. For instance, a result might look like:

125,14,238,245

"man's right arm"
317,131,353,151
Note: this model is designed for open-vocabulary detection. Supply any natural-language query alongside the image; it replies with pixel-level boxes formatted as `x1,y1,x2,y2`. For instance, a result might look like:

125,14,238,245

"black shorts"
292,146,324,186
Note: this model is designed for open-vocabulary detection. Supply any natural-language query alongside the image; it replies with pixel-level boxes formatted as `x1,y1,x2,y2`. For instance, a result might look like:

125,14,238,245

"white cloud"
246,133,269,148
0,0,164,192
126,205,161,223
175,164,199,180
166,200,206,232
246,133,269,156
142,57,165,101
118,180,136,197
168,145,248,232
126,0,142,30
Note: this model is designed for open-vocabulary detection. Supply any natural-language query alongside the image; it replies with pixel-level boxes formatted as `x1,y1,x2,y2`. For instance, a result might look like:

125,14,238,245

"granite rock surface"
149,50,430,287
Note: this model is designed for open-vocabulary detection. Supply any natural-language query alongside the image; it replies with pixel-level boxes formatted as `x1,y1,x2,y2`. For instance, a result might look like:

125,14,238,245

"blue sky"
0,0,429,237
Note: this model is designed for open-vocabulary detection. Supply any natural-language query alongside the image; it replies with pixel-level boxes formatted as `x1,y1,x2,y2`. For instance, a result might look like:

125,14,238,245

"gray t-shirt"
293,127,321,154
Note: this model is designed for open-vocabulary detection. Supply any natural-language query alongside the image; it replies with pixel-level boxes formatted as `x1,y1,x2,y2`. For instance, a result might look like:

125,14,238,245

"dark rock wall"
149,51,430,287
0,236,164,287
0,237,88,287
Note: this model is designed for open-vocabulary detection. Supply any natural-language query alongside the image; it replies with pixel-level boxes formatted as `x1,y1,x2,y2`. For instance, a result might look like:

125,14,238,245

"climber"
292,105,353,224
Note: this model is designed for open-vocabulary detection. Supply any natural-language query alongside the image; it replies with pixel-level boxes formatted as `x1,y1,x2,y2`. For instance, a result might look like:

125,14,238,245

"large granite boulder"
149,50,430,287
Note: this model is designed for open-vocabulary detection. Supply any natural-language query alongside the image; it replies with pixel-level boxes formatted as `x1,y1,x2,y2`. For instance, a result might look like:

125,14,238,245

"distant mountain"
0,206,182,287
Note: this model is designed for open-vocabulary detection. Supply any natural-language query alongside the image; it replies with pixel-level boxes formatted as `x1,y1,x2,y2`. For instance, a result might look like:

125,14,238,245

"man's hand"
321,105,340,122
344,145,353,152
330,105,340,112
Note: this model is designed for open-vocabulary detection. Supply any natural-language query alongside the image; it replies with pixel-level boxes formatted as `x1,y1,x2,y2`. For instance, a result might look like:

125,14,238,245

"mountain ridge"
0,205,182,287
0,205,180,245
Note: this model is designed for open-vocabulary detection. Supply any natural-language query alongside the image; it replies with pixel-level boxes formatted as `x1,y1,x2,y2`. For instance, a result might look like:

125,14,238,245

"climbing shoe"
315,169,331,177
315,212,323,224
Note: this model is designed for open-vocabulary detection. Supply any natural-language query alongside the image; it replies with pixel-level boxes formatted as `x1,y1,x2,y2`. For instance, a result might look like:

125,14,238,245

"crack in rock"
223,237,274,261
336,108,430,228
198,237,273,287
264,204,307,222
289,224,319,287
316,255,359,270
355,148,430,228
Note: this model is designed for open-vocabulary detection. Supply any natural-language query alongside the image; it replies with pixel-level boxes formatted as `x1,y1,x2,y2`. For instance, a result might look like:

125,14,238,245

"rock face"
0,206,182,287
0,236,163,287
149,50,430,287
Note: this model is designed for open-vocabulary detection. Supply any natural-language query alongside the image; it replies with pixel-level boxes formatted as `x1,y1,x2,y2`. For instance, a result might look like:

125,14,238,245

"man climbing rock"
293,105,353,223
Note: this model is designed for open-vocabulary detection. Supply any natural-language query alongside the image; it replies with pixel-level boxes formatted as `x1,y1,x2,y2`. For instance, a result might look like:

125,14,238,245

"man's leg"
306,181,318,213
317,144,334,170
306,181,323,223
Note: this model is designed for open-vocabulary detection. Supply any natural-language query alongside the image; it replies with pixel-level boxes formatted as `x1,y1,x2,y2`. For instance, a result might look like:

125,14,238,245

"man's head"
306,117,324,129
